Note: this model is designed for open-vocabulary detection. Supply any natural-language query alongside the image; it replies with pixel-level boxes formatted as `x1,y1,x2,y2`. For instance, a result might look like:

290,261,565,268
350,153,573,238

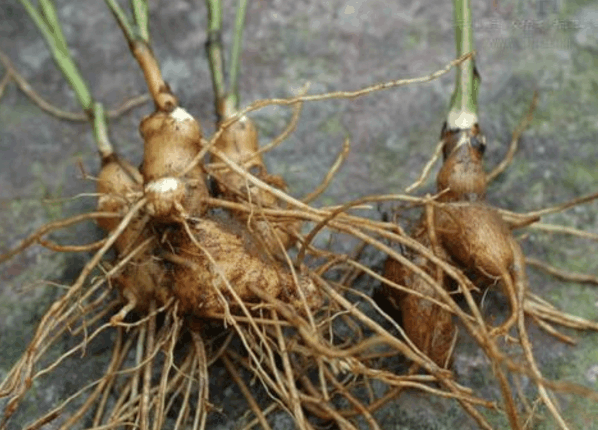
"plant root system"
2,14,598,430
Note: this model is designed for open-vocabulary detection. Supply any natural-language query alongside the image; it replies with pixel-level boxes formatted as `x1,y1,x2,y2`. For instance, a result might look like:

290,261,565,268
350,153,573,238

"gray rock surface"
1,0,598,428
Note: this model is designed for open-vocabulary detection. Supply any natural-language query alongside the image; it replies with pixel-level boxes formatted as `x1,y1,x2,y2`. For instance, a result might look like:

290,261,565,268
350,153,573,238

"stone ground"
1,0,598,428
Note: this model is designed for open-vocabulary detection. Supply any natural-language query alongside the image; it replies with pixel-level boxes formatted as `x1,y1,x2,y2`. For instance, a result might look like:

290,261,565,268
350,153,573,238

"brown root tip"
436,127,488,201
440,123,486,161
110,300,137,326
156,91,178,112
100,152,118,168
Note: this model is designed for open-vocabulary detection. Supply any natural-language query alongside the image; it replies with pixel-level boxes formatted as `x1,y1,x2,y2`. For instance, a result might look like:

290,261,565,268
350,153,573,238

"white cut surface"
145,177,182,193
170,107,194,123
447,110,478,129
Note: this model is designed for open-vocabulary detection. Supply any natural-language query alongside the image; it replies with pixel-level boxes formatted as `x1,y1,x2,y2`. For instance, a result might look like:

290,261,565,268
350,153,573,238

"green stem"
228,0,248,110
130,0,150,43
93,102,114,158
20,0,112,157
448,0,479,129
205,0,227,118
104,0,135,44
38,0,68,52
19,0,93,111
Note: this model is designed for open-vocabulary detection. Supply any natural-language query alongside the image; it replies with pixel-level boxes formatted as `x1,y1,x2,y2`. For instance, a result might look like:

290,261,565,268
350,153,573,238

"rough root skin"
166,215,322,316
140,108,209,220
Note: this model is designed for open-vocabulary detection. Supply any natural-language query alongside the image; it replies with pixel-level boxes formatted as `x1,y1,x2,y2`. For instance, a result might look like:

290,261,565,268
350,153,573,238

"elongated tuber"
383,228,456,367
164,214,320,316
383,122,527,367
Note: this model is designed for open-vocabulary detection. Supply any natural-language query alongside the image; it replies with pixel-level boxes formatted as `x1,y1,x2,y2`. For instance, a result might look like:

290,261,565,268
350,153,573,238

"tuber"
211,101,299,254
164,214,321,316
140,107,210,221
96,153,169,315
436,123,487,202
383,123,528,367
383,228,456,367
434,124,526,336
96,153,144,252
